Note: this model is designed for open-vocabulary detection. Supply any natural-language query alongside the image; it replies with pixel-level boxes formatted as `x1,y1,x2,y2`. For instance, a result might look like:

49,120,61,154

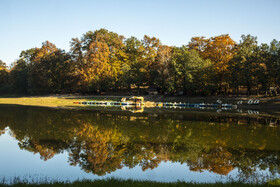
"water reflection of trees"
0,128,5,136
0,105,280,179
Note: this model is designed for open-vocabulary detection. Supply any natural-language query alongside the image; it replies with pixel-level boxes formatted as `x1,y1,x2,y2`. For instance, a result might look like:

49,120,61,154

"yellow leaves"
139,68,146,73
88,41,110,63
79,40,112,84
188,36,209,52
0,129,5,136
75,123,123,145
156,45,172,65
33,41,58,62
34,142,56,161
118,50,128,60
189,35,236,80
69,123,126,175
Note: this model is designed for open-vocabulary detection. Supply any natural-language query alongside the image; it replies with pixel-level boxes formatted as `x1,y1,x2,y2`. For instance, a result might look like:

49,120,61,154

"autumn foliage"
1,29,280,95
1,105,280,177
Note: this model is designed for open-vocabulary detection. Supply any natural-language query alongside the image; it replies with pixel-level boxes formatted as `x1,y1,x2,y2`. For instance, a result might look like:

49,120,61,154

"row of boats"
72,97,263,114
73,101,144,106
155,102,236,109
73,100,237,110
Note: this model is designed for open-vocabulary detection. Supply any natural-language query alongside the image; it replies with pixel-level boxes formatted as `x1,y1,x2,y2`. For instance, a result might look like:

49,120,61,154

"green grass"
267,179,280,186
1,178,280,187
0,96,123,108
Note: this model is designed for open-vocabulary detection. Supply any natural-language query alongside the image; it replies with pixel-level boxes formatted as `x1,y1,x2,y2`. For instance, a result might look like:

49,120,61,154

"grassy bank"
0,95,123,108
0,95,280,116
0,178,280,187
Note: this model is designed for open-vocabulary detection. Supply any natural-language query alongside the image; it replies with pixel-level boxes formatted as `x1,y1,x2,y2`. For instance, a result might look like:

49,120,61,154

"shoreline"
0,94,279,116
0,178,279,187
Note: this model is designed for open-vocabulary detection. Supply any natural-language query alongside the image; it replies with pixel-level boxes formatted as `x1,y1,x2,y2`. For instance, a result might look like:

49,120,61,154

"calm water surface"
0,105,279,183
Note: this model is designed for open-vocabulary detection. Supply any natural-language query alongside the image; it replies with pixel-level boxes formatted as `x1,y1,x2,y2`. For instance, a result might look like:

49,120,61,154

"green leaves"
2,30,280,96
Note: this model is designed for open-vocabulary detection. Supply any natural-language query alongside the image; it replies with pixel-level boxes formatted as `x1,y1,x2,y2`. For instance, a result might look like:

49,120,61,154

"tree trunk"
247,84,251,95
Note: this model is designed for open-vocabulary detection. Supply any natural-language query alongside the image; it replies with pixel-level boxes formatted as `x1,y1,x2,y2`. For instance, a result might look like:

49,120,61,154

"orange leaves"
204,35,236,74
189,34,236,82
34,143,56,161
188,36,209,53
0,60,6,69
89,41,110,60
0,129,5,136
143,35,161,63
80,40,112,84
33,41,58,63
188,145,234,175
70,123,125,175
73,29,128,91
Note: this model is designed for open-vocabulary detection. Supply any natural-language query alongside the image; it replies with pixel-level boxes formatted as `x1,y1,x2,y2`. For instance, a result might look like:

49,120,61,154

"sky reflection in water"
0,105,279,183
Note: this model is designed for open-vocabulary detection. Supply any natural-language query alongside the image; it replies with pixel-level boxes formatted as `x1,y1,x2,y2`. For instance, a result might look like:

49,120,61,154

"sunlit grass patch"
267,178,280,186
0,96,123,108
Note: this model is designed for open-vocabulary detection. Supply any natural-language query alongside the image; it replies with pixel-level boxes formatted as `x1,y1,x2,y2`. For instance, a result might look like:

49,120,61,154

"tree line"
0,29,280,95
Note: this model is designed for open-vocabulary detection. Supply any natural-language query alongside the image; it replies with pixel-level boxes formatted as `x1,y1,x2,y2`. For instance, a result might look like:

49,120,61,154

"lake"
0,104,279,183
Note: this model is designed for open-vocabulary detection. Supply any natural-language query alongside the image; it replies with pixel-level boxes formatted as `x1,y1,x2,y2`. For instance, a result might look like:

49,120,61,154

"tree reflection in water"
0,105,279,180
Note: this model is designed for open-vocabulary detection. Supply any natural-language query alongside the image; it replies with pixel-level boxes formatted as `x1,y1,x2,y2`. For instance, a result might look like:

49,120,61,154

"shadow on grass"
62,96,123,101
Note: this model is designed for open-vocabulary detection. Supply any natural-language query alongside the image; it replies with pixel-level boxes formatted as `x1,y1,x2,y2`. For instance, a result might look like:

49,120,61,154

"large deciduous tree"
142,35,161,87
154,45,173,93
228,35,260,95
21,41,78,94
70,29,127,93
124,36,145,89
170,47,210,94
189,34,236,94
0,60,10,94
267,39,280,90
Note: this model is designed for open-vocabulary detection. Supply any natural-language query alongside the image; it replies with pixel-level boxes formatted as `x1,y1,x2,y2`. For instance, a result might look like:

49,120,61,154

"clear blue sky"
0,0,280,66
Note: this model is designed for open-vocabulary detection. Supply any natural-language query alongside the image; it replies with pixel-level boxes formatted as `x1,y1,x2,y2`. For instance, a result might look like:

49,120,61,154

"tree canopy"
1,29,280,95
